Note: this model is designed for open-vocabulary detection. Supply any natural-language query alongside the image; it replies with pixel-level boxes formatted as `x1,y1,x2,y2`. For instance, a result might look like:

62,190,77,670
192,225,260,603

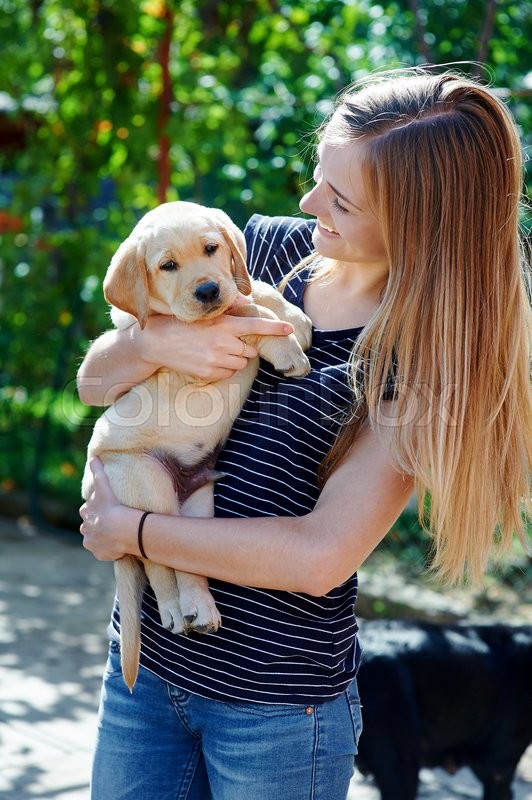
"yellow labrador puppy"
82,201,312,690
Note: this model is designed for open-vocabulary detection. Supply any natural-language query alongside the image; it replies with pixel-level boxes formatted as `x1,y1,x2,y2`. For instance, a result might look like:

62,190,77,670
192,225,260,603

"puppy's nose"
195,281,220,304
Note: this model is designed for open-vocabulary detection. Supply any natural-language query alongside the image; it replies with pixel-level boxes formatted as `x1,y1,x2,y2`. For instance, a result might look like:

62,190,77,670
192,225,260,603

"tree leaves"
0,0,530,515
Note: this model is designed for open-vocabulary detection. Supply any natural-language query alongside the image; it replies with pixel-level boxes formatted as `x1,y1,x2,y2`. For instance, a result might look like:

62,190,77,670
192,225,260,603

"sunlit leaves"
0,0,530,507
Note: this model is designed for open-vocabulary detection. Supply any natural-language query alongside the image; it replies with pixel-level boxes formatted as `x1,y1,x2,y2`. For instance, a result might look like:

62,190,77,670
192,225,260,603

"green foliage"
0,0,530,529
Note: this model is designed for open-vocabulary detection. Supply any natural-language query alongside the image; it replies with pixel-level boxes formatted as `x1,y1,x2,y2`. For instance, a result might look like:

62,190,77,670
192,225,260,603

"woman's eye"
204,243,219,255
331,197,348,215
160,260,178,271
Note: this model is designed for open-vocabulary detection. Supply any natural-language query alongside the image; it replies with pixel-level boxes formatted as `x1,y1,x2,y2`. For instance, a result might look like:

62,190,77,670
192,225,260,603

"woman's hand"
135,302,293,383
79,458,138,561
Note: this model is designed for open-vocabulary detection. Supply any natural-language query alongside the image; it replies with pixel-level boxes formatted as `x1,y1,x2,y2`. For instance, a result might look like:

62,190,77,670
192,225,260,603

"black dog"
355,619,532,800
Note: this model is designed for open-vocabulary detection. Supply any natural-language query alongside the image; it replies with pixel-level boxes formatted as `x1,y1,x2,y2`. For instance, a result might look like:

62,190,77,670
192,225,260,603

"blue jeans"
91,641,363,800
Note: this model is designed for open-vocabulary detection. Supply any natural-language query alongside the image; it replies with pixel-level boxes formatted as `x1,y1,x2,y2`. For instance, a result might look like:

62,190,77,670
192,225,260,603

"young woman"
78,68,531,800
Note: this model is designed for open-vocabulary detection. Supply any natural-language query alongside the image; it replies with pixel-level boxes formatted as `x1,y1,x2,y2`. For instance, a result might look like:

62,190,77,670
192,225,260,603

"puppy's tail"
114,555,147,692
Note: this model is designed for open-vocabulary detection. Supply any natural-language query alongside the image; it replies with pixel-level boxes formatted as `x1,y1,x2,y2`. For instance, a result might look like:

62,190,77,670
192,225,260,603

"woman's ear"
103,236,150,329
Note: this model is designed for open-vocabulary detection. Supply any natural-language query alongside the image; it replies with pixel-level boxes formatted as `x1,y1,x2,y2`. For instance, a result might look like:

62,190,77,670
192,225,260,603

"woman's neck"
304,259,388,330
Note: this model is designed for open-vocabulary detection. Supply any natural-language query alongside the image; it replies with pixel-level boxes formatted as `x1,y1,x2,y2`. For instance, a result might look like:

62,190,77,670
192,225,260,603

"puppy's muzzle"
195,281,220,304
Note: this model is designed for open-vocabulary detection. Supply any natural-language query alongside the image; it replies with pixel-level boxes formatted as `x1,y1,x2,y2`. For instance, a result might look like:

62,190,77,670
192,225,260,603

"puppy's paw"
260,333,311,379
181,594,222,635
286,309,313,352
158,600,186,635
277,353,311,379
272,337,311,379
250,280,313,351
184,607,222,635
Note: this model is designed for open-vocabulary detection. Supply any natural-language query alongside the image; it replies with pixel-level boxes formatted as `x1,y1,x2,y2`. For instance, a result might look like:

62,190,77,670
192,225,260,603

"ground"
1,515,531,800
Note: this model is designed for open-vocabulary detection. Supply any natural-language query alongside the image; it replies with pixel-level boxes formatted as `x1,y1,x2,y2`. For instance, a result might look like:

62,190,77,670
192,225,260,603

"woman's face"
299,136,388,269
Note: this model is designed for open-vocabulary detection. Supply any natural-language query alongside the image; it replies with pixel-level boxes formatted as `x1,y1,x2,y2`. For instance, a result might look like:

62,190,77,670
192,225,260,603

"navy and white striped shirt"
113,214,365,704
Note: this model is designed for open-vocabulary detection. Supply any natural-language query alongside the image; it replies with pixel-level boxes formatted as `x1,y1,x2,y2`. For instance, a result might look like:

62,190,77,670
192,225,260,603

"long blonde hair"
311,69,531,584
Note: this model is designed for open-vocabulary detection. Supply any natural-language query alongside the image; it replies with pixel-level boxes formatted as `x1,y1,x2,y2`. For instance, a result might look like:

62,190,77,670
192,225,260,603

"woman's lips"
317,220,340,237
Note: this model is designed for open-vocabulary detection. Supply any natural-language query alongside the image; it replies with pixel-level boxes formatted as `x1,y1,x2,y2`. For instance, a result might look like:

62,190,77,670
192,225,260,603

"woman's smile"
317,219,340,236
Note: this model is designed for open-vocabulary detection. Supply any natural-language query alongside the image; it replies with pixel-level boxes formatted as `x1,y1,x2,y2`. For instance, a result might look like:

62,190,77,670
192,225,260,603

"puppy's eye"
160,260,178,271
204,243,219,256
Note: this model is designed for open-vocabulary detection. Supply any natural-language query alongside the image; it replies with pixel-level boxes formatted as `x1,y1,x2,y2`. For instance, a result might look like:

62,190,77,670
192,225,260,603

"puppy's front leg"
250,279,313,351
233,302,311,378
177,482,222,634
142,561,185,634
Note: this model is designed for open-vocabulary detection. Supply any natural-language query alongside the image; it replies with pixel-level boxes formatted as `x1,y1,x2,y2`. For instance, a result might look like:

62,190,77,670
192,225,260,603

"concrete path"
1,516,530,799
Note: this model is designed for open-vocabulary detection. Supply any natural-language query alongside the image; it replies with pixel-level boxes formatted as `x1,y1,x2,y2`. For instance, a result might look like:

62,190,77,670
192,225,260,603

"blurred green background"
0,0,530,578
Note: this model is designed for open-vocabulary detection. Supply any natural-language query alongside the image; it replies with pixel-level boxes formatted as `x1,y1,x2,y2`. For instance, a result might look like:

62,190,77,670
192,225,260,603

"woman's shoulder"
244,214,315,283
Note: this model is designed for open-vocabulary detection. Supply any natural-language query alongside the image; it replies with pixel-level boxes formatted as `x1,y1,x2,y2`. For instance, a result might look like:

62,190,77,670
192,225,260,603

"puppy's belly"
88,360,258,465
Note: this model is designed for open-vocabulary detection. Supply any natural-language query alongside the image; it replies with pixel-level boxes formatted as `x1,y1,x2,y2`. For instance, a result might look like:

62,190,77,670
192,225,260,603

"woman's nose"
299,182,323,216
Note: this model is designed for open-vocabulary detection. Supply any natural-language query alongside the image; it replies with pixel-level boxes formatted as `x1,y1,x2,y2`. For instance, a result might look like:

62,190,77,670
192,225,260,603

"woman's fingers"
234,339,258,360
134,310,295,383
80,457,118,526
227,315,294,337
193,315,294,380
89,455,104,477
79,457,131,560
89,456,116,499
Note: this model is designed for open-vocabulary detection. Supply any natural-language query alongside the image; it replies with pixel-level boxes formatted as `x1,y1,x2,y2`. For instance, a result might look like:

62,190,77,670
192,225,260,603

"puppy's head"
103,201,251,328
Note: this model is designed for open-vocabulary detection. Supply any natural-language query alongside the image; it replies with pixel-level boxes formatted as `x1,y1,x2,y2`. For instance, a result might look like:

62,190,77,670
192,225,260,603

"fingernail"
283,324,294,334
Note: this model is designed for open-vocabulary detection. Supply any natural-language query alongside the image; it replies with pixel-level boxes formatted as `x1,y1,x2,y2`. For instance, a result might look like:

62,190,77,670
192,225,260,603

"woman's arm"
77,309,295,407
80,413,414,595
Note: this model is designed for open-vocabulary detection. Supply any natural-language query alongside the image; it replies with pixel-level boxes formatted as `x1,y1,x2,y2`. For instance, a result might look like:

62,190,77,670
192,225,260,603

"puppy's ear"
222,225,251,295
103,236,150,329
209,210,251,296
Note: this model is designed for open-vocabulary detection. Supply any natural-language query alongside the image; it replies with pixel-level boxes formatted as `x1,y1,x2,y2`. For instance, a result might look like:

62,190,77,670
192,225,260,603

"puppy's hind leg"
177,482,222,634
